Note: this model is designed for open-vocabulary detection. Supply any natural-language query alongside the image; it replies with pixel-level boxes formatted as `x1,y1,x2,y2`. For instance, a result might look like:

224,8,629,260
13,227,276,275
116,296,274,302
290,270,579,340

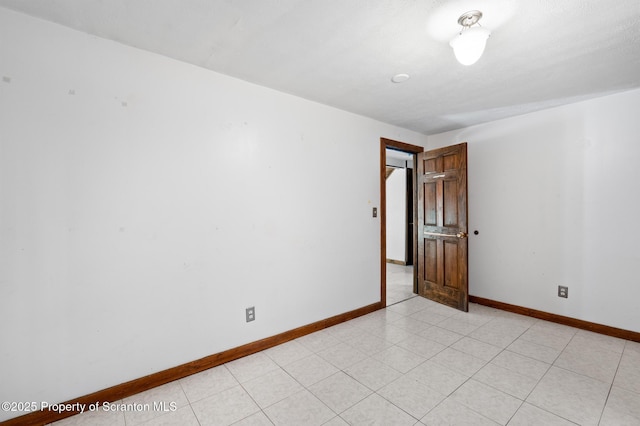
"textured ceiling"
2,0,639,135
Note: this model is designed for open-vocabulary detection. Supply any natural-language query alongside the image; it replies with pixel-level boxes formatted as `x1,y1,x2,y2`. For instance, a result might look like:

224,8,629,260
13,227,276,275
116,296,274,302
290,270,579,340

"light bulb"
450,26,491,66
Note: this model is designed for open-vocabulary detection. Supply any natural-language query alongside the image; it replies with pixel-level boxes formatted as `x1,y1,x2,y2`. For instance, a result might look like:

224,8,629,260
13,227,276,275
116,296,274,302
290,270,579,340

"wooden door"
417,143,468,311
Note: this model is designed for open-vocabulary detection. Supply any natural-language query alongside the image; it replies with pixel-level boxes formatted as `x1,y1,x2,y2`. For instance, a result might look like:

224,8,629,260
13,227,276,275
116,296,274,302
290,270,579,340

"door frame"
380,138,424,306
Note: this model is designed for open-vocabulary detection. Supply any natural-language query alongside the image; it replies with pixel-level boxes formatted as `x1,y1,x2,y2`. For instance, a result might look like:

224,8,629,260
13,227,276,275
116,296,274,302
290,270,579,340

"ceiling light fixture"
449,10,491,66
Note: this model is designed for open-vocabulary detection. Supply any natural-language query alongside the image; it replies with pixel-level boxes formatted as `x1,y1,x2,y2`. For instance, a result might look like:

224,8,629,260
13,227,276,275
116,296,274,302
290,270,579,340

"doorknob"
456,232,468,239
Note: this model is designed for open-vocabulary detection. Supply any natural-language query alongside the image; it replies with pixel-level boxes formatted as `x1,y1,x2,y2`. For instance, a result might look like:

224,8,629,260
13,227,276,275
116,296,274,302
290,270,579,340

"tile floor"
50,295,640,426
386,263,415,306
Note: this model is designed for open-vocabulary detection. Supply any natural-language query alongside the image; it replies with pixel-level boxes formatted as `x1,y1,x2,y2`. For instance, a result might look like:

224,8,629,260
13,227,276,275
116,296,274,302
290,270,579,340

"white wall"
386,168,406,262
428,88,640,333
0,8,428,420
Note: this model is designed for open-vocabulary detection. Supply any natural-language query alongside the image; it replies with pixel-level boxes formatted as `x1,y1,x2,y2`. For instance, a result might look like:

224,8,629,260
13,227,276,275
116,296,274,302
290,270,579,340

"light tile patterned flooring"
50,293,640,426
386,263,415,306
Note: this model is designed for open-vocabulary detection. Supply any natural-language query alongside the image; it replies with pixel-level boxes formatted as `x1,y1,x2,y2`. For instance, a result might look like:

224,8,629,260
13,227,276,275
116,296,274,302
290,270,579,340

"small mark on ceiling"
68,89,75,95
115,96,129,107
2,76,11,83
391,73,410,83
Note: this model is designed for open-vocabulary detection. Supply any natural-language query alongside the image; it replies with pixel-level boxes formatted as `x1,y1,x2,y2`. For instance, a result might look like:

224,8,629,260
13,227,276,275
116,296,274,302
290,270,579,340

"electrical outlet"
558,286,568,298
246,306,255,322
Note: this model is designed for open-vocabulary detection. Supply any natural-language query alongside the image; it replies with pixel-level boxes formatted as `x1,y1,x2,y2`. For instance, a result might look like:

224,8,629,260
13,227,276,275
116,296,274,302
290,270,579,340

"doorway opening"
380,138,424,306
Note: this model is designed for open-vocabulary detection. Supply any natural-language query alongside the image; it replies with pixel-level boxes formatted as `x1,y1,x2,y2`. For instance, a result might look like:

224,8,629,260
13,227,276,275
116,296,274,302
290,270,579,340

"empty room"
1,1,639,425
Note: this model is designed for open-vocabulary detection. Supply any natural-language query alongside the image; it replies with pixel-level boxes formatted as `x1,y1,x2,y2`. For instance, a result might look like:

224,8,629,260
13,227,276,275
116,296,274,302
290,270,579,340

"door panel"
417,143,468,311
424,239,438,283
443,180,458,226
424,183,437,225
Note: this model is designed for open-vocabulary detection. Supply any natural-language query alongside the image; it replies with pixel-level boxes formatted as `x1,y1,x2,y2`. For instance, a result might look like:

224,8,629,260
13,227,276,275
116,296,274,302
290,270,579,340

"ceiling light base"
457,10,483,28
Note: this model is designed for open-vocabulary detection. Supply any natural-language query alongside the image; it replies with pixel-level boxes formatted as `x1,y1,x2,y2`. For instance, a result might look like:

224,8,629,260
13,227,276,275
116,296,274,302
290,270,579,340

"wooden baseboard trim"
1,301,384,426
470,295,640,343
386,259,407,265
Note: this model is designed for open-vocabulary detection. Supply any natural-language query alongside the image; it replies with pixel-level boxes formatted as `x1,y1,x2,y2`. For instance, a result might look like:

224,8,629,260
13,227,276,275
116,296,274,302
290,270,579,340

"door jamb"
380,138,424,306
